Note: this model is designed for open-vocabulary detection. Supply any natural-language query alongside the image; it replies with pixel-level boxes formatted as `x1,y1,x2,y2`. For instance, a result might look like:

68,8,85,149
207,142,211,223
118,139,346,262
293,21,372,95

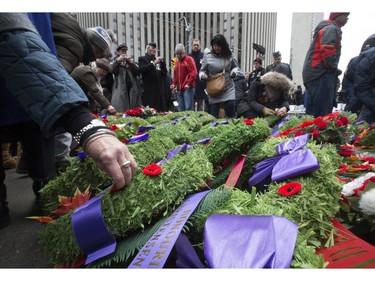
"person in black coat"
189,39,207,111
138,42,169,112
343,34,375,115
354,46,375,125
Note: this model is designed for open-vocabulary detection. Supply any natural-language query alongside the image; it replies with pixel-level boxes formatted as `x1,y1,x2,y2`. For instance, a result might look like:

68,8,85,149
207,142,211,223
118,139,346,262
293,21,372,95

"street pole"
179,16,193,53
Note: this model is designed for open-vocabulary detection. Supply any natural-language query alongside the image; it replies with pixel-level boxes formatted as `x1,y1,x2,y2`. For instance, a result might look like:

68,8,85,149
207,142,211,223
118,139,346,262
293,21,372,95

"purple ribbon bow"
248,134,320,192
126,133,149,144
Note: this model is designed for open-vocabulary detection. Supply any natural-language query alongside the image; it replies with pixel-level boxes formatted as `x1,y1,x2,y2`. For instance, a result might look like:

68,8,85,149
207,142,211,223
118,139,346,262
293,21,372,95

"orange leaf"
27,216,54,223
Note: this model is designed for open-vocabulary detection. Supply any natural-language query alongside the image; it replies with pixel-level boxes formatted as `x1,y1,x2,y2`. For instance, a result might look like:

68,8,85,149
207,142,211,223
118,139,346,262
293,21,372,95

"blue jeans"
304,71,336,117
210,100,236,118
177,88,195,111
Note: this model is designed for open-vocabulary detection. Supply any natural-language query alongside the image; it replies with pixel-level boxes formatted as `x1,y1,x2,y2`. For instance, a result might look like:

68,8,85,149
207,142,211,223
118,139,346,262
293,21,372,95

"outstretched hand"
85,135,137,190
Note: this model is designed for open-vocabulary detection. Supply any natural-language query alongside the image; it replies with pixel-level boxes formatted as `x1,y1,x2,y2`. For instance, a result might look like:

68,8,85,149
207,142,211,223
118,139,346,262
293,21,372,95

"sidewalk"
0,168,52,268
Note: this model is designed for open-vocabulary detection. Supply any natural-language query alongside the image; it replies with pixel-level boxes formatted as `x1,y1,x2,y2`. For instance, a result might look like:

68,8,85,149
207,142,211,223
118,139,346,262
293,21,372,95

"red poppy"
300,120,314,129
340,116,349,125
143,163,163,176
278,182,302,196
243,119,254,125
310,129,320,139
317,121,328,130
294,131,305,137
109,124,118,131
120,138,128,143
313,116,323,124
336,120,344,127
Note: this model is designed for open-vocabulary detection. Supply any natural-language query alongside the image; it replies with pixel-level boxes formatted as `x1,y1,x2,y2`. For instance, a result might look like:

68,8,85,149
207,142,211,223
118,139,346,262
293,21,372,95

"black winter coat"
189,50,206,100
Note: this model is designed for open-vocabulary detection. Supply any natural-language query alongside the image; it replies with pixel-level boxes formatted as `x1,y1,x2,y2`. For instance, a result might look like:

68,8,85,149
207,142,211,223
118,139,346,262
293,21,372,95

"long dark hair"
210,34,232,59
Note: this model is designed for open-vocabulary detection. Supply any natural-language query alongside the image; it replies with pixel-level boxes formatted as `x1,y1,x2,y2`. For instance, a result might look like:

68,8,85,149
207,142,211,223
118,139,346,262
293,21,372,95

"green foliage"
40,147,213,265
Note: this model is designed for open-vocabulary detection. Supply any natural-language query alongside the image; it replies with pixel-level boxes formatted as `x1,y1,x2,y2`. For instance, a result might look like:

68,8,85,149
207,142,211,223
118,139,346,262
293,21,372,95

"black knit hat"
116,43,128,52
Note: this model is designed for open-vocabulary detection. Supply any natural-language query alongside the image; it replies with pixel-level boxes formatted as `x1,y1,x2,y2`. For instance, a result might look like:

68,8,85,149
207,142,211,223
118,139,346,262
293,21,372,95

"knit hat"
116,43,128,52
253,57,262,64
86,27,112,54
329,13,350,20
95,58,111,73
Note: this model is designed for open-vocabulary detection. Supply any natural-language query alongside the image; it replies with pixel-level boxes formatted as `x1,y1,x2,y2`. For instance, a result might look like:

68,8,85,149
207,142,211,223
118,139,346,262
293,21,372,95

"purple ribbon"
71,193,116,265
204,215,298,268
128,190,210,268
137,125,155,134
77,151,86,161
248,134,319,191
127,133,149,144
175,215,298,268
272,115,292,136
157,143,192,166
194,138,211,144
212,120,229,127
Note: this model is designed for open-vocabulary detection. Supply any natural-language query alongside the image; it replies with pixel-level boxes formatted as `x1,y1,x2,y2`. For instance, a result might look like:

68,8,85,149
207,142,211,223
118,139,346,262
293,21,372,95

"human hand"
262,107,276,116
107,105,116,115
275,107,287,117
85,135,137,191
184,85,190,89
117,54,128,62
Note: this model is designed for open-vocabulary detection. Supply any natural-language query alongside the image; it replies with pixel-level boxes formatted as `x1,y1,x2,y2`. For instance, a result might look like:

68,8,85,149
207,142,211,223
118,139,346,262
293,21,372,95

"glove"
262,107,276,116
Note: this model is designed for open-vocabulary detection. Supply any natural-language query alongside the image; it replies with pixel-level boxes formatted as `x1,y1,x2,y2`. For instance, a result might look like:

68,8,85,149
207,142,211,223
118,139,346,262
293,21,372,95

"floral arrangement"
35,109,375,268
339,172,375,232
275,112,358,144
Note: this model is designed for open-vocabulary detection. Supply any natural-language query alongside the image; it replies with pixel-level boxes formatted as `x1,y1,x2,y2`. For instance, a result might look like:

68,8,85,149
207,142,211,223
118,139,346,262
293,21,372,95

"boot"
16,145,29,175
2,143,17,170
0,200,10,230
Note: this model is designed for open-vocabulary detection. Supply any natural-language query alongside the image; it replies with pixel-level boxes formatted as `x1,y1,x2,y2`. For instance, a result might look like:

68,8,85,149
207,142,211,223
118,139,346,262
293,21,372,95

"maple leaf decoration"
51,188,91,219
27,188,92,223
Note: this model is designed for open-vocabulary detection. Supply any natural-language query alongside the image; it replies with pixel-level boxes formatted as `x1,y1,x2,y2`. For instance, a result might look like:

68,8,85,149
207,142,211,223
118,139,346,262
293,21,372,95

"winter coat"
138,54,169,112
50,13,94,74
189,50,207,100
0,13,88,136
70,64,111,113
342,56,361,113
302,19,342,84
265,63,293,80
171,55,197,91
111,57,142,112
354,47,375,122
199,51,239,105
247,67,265,88
233,72,249,116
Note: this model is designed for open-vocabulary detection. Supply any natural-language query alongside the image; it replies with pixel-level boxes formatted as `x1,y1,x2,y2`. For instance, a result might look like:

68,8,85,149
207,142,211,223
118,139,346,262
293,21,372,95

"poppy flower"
243,119,254,125
143,163,163,176
278,182,302,196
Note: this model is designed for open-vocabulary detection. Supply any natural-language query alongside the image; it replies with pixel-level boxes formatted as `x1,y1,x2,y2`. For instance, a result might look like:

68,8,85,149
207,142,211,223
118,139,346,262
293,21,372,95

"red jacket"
172,55,197,91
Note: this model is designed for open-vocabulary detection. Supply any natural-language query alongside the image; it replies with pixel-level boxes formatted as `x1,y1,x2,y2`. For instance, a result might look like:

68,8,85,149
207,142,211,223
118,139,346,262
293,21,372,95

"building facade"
76,12,277,75
290,12,324,89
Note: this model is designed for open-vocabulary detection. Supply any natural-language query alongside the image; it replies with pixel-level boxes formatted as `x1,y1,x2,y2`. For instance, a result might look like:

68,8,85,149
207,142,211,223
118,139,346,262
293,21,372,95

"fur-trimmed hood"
260,71,293,92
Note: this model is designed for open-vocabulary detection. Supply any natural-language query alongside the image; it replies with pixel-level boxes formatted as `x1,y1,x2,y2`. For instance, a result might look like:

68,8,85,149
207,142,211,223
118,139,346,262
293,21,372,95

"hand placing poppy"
278,182,302,196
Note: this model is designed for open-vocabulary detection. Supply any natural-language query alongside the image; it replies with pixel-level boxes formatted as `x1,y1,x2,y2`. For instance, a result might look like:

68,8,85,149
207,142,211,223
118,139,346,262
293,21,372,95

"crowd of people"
2,11,375,231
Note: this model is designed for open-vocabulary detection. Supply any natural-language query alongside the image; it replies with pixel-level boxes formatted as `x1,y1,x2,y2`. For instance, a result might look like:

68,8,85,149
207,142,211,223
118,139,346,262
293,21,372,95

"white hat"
86,27,111,53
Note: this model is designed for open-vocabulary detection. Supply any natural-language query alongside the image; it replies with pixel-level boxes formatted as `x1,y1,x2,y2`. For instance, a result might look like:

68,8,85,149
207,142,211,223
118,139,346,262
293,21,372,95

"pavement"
0,168,53,268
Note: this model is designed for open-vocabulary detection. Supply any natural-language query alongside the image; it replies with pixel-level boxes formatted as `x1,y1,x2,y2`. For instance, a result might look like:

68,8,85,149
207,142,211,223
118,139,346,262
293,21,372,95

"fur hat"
329,13,350,20
260,71,294,92
95,58,110,73
86,27,111,53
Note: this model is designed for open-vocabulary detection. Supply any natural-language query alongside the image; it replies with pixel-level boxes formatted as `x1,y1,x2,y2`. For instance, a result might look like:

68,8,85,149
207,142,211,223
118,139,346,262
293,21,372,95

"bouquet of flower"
276,112,358,144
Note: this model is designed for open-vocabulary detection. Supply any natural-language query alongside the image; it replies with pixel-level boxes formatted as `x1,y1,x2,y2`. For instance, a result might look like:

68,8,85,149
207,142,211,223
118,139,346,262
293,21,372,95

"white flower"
359,189,375,216
341,172,375,196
